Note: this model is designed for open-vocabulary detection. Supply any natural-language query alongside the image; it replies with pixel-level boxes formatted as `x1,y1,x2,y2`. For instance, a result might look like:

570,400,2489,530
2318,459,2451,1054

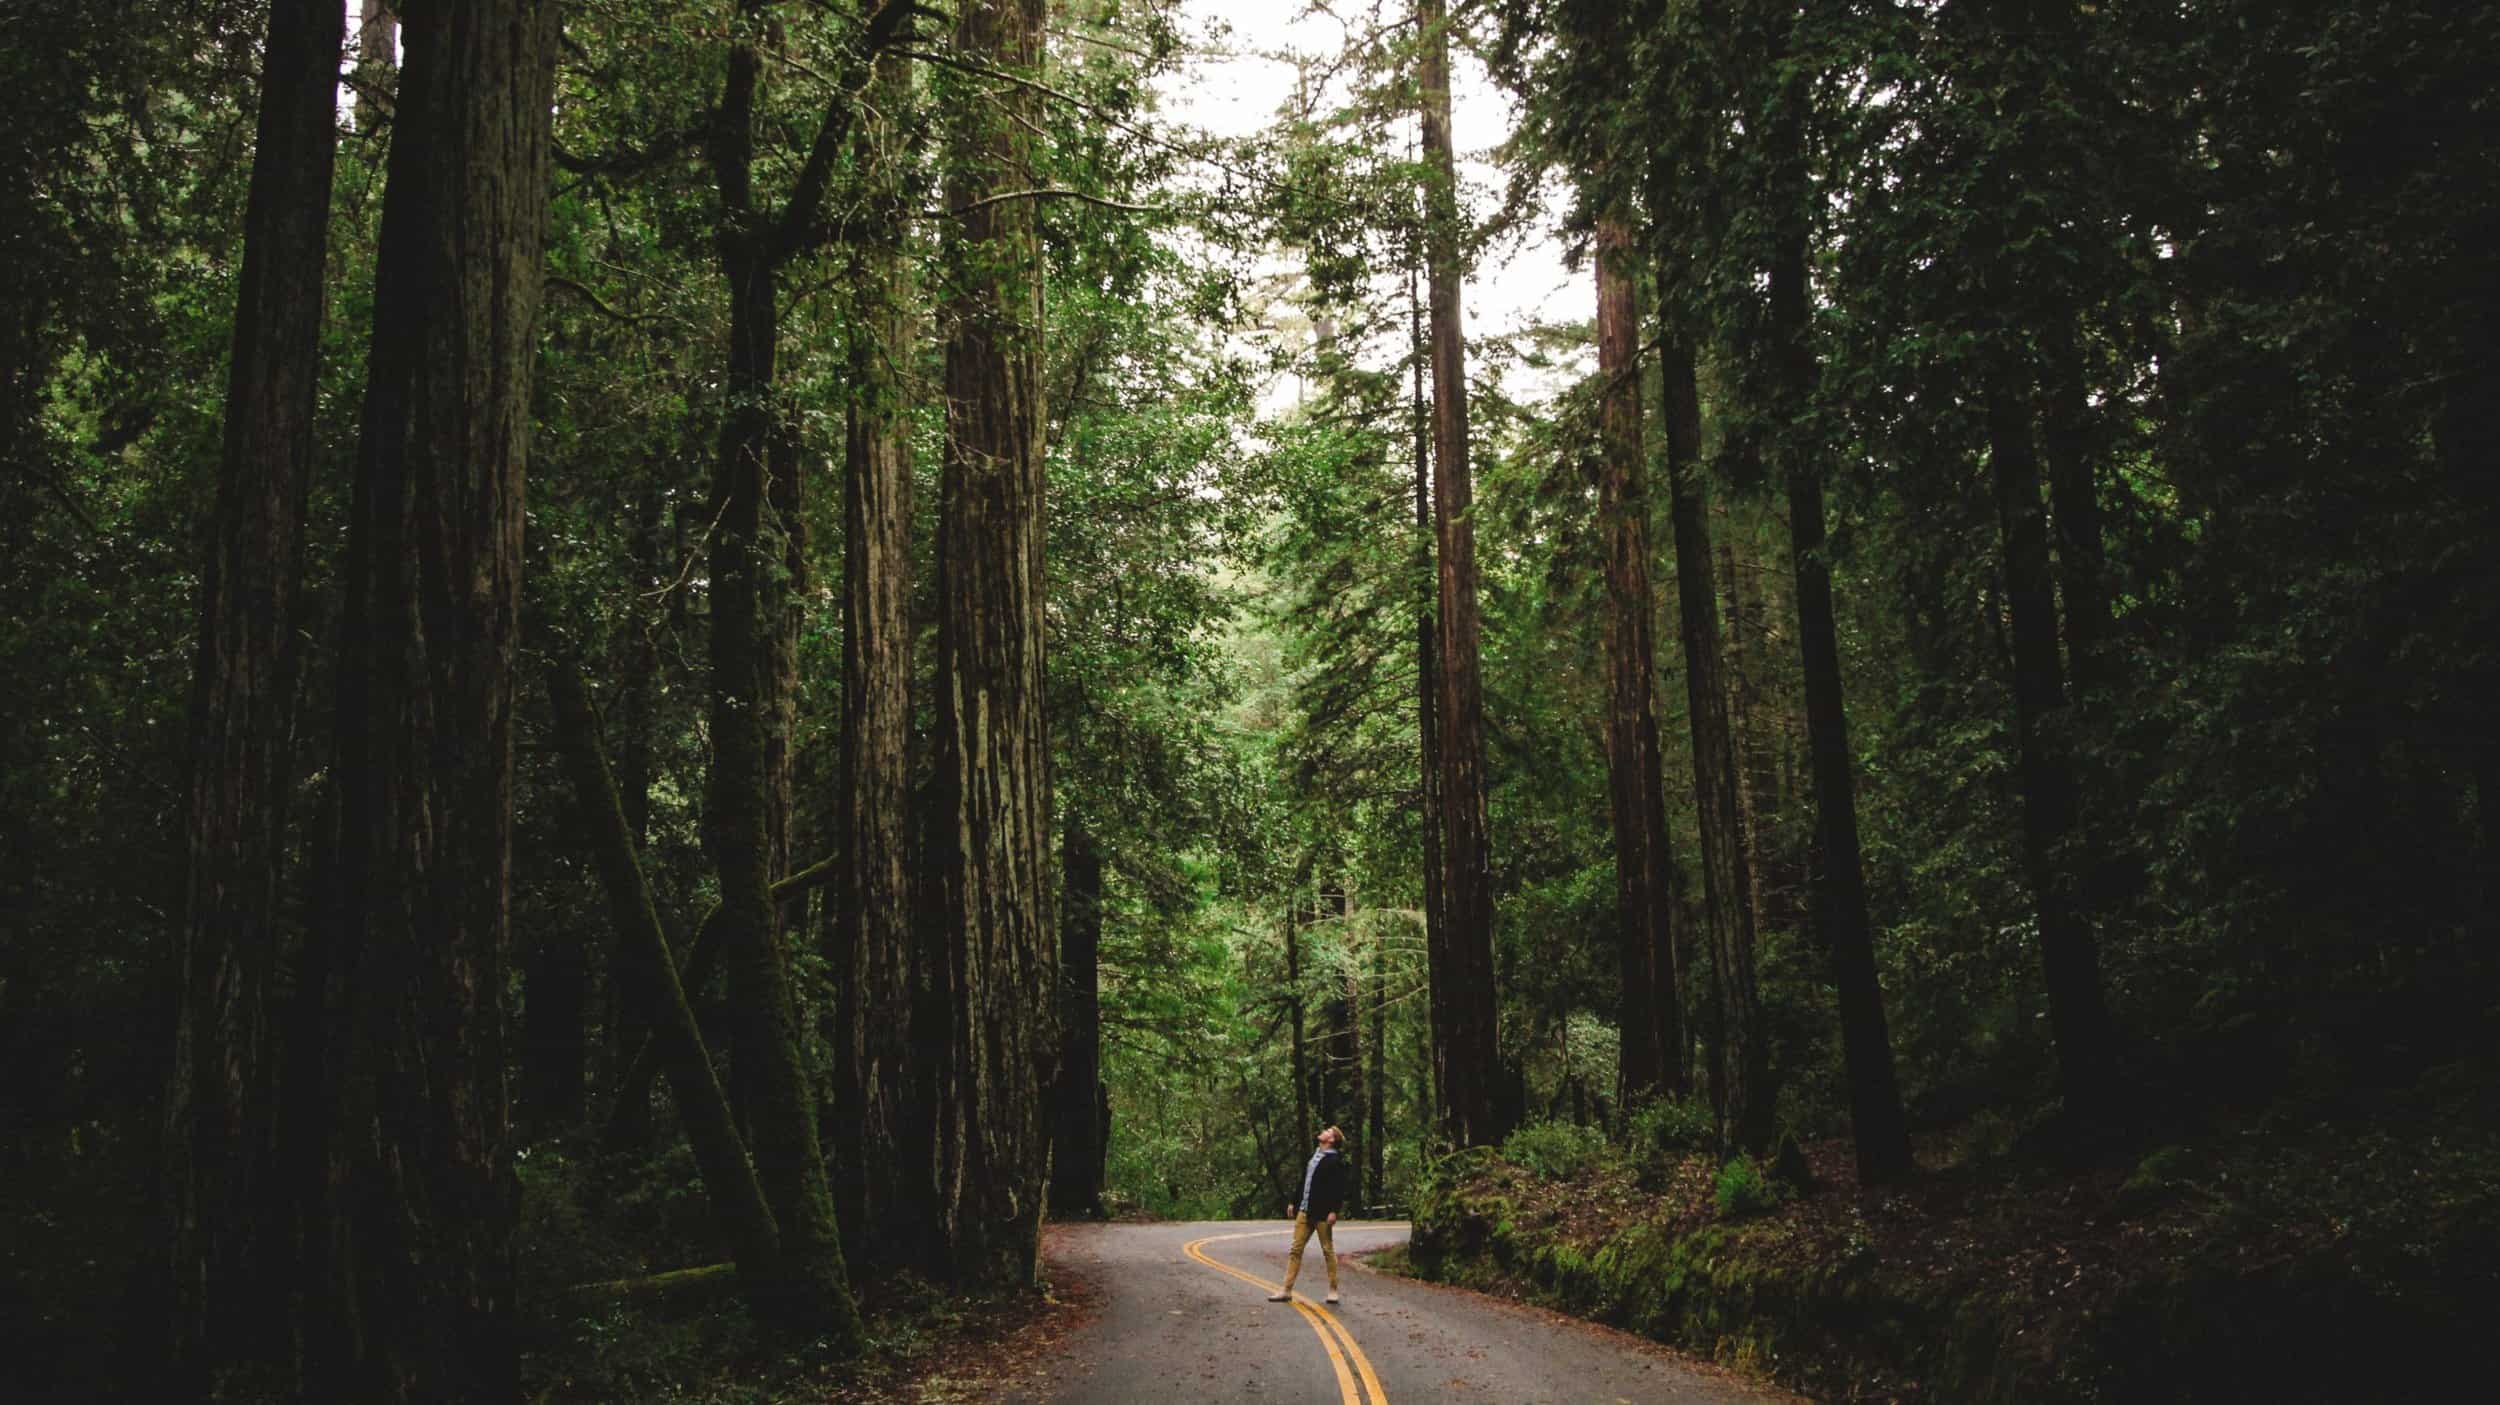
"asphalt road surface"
999,1220,1785,1405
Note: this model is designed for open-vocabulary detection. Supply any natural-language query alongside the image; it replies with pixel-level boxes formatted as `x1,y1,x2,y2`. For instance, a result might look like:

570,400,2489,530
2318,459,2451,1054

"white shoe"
1266,1291,1290,1302
1324,1292,1340,1304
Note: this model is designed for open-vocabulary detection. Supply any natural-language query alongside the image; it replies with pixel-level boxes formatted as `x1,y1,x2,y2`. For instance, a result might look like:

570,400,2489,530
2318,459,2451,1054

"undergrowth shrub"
1714,1154,1781,1218
1626,1096,1716,1159
1504,1118,1609,1180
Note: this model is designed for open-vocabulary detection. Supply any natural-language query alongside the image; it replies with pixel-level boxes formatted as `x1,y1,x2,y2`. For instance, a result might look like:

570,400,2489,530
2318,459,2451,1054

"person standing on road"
1269,1125,1350,1304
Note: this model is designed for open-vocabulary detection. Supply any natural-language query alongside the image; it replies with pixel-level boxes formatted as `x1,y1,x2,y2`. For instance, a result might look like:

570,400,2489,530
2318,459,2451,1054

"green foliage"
1711,1156,1781,1220
1627,1097,1717,1161
1503,1119,1610,1181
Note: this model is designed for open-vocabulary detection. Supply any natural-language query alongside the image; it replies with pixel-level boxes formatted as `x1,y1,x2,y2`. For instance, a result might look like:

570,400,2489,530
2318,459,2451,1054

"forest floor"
1394,1073,2500,1402
519,1223,1102,1404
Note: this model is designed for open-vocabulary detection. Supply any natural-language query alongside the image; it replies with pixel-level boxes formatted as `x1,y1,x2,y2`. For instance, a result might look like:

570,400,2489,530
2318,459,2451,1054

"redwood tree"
306,3,560,1394
932,0,1058,1287
1416,0,1508,1148
158,0,343,1385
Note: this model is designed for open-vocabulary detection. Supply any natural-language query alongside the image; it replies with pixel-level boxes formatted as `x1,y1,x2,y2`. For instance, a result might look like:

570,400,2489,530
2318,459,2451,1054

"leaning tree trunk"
1048,819,1106,1217
1593,216,1686,1109
932,0,1056,1289
159,0,343,1386
1416,0,1507,1149
547,668,789,1309
832,33,931,1268
304,4,557,1395
1985,360,2116,1125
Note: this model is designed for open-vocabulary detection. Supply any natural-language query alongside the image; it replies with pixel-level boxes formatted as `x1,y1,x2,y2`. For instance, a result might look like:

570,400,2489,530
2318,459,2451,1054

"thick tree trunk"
832,36,930,1267
1407,258,1451,1141
304,5,557,1394
933,0,1056,1288
1416,0,1507,1149
1593,220,1686,1107
1986,366,2116,1123
159,0,342,1384
520,928,589,1130
1049,821,1106,1217
1658,335,1772,1148
547,669,791,1311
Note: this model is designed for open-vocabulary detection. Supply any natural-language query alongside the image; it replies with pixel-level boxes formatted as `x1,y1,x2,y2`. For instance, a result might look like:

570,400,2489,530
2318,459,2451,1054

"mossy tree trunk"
547,667,792,1314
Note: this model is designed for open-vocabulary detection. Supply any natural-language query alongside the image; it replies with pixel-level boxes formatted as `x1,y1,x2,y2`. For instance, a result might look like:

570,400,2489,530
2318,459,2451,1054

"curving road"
999,1220,1784,1405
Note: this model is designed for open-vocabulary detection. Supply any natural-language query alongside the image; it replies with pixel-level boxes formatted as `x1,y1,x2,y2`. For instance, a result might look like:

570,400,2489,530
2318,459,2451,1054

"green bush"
1626,1096,1716,1160
1713,1154,1781,1219
1503,1119,1610,1180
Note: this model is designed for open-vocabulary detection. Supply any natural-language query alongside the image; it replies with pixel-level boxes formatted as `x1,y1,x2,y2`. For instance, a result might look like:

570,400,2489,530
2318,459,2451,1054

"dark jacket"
1299,1146,1351,1218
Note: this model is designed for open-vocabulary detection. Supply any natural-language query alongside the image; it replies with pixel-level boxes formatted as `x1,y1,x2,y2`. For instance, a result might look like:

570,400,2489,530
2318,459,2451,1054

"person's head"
1319,1125,1343,1149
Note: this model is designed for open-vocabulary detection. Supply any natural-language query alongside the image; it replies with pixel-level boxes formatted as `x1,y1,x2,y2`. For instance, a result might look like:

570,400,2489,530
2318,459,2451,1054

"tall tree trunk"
831,34,929,1267
1288,877,1309,1153
1365,926,1386,1204
1658,334,1772,1148
547,669,791,1310
1764,43,1913,1182
159,0,342,1384
305,5,557,1394
1593,218,1686,1108
700,2,861,1329
933,0,1055,1288
1416,0,1506,1148
1986,364,2116,1124
1049,820,1106,1217
1407,253,1451,1143
2040,321,2113,701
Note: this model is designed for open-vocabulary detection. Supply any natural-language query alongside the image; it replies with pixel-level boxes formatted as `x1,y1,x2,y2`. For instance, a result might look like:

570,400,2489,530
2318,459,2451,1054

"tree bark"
1049,820,1106,1217
1986,363,2116,1124
1657,333,1774,1148
933,0,1056,1288
1288,875,1309,1152
830,32,931,1267
1407,252,1452,1146
305,5,558,1394
547,668,793,1314
1416,0,1507,1149
159,0,343,1384
1592,219,1686,1108
1753,21,1914,1182
2040,321,2114,701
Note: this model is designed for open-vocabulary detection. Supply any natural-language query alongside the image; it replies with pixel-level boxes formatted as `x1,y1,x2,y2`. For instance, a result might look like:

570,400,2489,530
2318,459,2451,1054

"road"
998,1220,1785,1404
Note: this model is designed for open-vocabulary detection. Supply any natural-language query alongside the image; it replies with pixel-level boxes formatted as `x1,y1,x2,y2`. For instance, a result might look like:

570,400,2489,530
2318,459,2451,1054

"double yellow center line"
1183,1230,1389,1405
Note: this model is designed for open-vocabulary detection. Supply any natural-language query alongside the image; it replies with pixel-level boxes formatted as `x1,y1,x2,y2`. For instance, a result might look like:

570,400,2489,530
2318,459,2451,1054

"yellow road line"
1184,1230,1389,1405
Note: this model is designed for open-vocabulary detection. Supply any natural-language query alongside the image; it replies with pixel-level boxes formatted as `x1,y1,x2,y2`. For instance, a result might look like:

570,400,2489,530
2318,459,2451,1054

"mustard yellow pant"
1281,1212,1337,1293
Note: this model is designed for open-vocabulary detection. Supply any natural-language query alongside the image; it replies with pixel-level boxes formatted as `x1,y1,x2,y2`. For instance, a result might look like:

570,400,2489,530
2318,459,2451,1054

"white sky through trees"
1154,1,1594,409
